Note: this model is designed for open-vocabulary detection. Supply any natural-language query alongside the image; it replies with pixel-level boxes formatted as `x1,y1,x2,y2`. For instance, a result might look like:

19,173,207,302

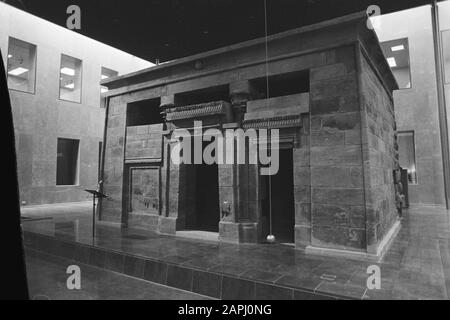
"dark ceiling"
2,0,441,62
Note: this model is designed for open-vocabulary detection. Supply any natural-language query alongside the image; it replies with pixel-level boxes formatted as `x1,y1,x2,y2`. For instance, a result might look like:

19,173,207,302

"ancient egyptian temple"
99,12,401,259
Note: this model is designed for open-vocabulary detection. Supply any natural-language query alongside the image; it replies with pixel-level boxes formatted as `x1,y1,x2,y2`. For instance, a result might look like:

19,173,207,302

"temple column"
218,82,259,243
218,141,260,244
159,94,179,234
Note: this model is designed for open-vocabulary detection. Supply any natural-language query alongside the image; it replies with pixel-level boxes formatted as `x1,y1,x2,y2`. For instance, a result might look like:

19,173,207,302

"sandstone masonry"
99,12,400,258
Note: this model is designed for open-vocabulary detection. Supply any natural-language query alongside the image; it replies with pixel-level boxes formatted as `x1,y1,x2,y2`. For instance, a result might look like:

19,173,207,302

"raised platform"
21,203,450,300
23,230,346,300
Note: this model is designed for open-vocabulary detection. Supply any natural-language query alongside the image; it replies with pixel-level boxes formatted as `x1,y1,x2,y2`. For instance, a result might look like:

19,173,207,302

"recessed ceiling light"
61,67,75,76
387,57,397,68
101,75,109,80
65,83,75,89
391,45,405,52
7,54,12,58
8,67,28,76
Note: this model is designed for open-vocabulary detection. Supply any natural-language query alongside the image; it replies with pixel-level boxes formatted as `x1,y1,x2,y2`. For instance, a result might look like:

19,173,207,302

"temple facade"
100,12,400,258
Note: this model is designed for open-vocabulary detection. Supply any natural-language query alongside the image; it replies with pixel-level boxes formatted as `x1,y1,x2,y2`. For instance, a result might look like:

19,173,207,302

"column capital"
229,80,254,102
229,80,255,123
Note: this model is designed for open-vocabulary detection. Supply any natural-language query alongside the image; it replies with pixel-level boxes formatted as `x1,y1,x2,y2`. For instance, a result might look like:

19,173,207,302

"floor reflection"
21,202,450,300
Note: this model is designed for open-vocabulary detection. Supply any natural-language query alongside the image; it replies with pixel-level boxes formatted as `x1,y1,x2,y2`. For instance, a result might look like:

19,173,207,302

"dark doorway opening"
56,138,79,186
261,148,295,243
181,141,220,233
193,162,220,232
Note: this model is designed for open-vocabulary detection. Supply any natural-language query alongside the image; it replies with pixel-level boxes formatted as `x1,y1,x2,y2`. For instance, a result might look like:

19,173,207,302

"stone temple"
99,12,401,259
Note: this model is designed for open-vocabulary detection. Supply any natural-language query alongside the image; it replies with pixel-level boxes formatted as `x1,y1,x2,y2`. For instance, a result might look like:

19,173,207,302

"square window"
126,98,163,126
442,30,450,84
59,54,82,103
56,138,80,186
380,38,412,89
7,37,37,93
397,131,417,185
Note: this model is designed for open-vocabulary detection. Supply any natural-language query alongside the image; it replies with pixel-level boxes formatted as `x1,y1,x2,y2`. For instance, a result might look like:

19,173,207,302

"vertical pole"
431,1,450,209
263,0,274,238
269,174,273,236
98,93,111,221
92,195,96,243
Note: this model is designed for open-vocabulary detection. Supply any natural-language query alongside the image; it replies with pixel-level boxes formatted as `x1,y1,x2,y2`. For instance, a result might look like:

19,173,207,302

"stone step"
23,230,352,300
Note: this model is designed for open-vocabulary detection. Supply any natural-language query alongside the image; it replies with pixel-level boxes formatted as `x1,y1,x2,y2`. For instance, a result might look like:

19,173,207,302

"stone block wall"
308,45,368,251
358,50,398,254
125,124,163,159
246,93,309,119
102,100,166,228
294,116,311,247
99,15,399,256
101,96,127,224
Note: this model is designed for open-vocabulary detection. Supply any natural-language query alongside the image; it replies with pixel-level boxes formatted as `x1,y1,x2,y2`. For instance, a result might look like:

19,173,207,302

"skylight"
391,45,405,52
387,57,397,68
8,67,29,76
61,67,75,76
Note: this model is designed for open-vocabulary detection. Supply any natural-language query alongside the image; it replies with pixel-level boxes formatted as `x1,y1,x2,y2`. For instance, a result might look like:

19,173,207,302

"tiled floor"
21,203,450,300
25,248,211,300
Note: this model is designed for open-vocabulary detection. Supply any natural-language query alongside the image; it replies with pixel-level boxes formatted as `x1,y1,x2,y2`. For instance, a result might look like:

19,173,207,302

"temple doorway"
261,148,295,243
192,161,220,232
178,140,221,234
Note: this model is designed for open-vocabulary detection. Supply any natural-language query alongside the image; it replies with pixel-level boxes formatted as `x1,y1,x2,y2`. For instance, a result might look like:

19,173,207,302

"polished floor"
21,203,450,300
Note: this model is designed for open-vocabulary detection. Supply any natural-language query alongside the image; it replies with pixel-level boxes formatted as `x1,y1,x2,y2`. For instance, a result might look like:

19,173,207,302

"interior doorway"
179,140,221,233
192,162,220,232
261,148,295,243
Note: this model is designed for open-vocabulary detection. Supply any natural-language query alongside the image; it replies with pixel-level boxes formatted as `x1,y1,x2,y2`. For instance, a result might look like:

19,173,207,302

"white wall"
371,4,448,205
0,2,154,205
0,2,153,107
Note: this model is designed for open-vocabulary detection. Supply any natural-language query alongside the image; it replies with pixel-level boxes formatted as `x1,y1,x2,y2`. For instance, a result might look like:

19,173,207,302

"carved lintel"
242,115,303,130
165,100,232,122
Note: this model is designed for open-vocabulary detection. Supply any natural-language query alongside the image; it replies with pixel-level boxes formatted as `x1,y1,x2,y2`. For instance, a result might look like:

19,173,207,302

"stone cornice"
165,101,231,121
242,115,303,130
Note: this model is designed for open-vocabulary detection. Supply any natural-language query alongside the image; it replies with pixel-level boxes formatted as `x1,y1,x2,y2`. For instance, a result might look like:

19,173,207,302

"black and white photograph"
1,0,450,304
